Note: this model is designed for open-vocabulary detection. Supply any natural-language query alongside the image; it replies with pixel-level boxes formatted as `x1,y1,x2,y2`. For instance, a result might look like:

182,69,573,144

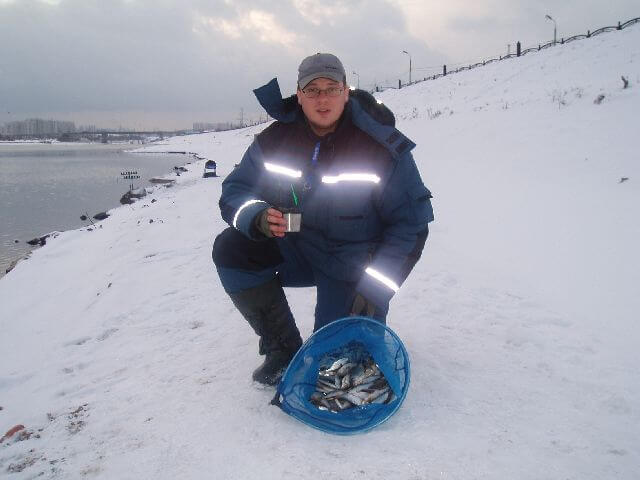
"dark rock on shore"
27,233,52,246
120,189,147,205
93,212,109,220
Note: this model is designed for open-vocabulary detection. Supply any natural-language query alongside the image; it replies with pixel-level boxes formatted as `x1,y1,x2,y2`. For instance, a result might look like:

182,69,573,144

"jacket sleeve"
219,140,271,239
355,153,434,308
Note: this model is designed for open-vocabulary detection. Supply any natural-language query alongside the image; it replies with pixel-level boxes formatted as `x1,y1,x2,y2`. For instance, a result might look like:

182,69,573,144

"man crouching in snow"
212,53,434,385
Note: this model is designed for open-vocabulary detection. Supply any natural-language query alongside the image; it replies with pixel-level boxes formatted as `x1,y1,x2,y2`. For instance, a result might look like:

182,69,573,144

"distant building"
0,118,76,136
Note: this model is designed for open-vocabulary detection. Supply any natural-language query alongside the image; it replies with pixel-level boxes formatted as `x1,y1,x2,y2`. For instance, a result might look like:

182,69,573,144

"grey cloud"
0,0,450,128
2,1,225,112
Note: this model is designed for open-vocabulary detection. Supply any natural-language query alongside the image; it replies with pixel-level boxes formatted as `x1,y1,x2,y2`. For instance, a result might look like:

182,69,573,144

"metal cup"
278,208,302,232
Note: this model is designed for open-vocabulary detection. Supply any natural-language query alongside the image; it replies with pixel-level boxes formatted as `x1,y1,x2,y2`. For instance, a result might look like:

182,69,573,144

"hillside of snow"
1,25,639,479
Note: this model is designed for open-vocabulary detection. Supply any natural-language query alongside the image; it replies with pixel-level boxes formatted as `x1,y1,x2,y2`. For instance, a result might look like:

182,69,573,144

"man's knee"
212,227,283,271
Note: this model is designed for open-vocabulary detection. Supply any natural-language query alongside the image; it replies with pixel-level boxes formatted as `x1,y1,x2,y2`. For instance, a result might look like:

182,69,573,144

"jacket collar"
253,78,415,160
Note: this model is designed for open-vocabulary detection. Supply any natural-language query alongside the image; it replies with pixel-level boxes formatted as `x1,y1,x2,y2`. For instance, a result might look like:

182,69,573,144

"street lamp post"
352,71,360,89
402,50,412,84
545,14,557,45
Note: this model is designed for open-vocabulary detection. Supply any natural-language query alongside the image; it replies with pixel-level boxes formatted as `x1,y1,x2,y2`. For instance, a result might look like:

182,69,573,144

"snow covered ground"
1,25,639,479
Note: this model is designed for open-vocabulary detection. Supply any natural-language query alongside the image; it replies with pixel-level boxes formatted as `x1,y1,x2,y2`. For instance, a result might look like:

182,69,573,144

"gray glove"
254,208,274,238
350,293,375,318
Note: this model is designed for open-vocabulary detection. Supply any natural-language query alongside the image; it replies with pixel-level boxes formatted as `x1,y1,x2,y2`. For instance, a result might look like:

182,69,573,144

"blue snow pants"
212,227,389,331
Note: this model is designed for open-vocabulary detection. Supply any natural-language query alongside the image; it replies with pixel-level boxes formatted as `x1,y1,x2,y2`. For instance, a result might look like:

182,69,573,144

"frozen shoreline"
0,145,198,277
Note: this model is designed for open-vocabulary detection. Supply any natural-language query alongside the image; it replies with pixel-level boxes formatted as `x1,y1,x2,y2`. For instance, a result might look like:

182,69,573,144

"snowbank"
1,26,639,479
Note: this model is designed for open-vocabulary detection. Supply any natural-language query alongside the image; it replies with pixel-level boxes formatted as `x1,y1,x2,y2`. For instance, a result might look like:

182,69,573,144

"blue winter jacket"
219,78,434,308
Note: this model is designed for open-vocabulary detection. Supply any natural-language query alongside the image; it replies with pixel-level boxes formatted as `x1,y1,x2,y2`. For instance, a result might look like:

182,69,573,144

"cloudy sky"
1,0,637,130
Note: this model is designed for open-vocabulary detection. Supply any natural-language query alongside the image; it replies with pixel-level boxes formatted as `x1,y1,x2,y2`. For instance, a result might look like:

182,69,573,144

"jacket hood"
253,78,415,160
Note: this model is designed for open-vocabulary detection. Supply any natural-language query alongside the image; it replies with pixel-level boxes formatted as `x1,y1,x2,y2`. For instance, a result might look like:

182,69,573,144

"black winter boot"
228,278,303,385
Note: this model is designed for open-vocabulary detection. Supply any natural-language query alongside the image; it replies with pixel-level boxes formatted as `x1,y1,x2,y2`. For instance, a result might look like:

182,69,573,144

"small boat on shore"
203,160,217,178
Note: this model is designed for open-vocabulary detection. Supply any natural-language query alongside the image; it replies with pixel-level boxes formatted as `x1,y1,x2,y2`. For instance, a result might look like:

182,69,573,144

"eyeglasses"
301,86,344,98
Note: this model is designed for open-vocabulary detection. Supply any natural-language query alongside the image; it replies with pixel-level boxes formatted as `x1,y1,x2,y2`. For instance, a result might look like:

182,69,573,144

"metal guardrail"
563,34,588,44
389,16,639,90
520,47,539,56
591,26,618,37
621,18,640,28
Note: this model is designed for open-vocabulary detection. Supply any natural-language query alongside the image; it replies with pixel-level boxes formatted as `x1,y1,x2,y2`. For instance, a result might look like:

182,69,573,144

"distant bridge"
4,130,191,142
5,130,189,138
68,131,184,141
70,131,186,136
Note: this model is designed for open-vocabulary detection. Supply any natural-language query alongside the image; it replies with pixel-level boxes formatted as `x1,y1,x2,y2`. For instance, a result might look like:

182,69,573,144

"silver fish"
352,373,381,387
336,362,357,377
341,373,351,390
364,387,389,404
339,392,364,406
325,357,349,372
311,350,393,412
370,390,391,404
350,378,378,393
323,389,346,400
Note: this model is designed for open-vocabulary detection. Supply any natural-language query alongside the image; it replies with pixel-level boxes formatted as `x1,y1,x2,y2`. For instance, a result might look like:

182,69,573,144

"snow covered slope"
1,26,639,479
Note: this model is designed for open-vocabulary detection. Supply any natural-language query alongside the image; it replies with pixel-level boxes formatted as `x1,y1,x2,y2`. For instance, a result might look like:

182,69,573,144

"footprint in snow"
601,396,632,415
64,336,92,347
96,328,119,341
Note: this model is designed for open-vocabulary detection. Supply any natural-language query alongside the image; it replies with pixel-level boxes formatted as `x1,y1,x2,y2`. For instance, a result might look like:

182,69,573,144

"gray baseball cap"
297,53,346,89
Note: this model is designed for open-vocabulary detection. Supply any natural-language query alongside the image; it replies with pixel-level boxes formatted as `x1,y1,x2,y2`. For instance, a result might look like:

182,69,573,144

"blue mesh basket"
272,316,411,435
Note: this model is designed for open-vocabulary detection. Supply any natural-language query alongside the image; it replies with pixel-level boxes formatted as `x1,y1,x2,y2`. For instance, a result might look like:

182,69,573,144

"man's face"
296,77,349,136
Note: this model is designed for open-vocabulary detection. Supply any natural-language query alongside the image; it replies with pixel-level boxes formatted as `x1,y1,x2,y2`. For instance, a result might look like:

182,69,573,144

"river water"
0,142,187,276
